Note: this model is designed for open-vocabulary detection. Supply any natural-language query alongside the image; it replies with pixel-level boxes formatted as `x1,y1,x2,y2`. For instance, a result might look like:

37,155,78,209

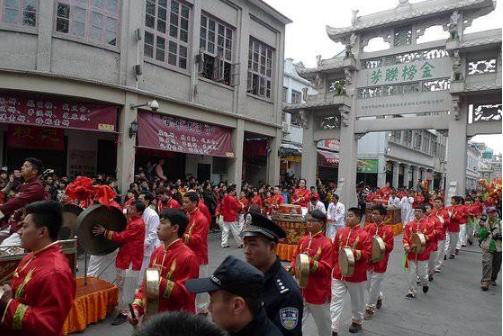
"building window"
55,0,119,46
291,90,302,104
1,0,37,27
247,37,273,99
199,13,233,85
282,87,288,103
144,0,190,70
403,130,412,147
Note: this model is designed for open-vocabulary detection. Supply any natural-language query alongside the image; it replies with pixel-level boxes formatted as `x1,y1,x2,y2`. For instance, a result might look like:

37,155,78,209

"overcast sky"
264,0,502,154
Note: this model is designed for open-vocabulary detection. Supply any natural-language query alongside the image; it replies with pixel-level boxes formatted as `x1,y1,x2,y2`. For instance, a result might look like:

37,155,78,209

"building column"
392,161,400,189
403,164,410,189
446,96,467,203
412,165,419,190
228,119,244,193
267,128,282,186
429,170,434,192
35,1,54,71
117,92,138,194
337,105,358,207
301,110,317,188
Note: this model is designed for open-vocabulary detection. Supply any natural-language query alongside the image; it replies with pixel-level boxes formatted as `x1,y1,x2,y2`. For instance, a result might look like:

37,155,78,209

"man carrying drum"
330,207,371,335
364,204,394,319
402,205,435,299
290,209,333,336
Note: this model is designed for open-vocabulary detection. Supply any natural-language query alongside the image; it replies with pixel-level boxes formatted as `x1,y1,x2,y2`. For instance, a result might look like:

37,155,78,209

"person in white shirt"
308,193,326,215
326,194,345,240
137,191,160,285
400,192,414,226
388,191,401,208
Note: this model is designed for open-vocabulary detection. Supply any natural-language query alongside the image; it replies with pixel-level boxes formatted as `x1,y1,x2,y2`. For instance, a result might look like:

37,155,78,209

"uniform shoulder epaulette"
274,275,290,294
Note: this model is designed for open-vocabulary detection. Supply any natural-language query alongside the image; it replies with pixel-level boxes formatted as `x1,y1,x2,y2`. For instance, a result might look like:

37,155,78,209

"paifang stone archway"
284,0,501,207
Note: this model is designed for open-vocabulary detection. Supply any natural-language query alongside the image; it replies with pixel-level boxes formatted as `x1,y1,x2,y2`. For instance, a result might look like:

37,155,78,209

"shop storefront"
317,149,339,184
0,92,118,177
356,159,379,187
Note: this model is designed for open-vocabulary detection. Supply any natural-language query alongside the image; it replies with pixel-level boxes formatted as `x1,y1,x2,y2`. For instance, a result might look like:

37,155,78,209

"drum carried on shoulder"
338,247,355,277
411,233,426,254
371,236,386,263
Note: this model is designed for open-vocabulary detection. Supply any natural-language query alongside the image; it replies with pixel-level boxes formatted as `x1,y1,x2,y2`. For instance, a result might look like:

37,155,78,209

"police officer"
241,211,303,336
186,256,281,336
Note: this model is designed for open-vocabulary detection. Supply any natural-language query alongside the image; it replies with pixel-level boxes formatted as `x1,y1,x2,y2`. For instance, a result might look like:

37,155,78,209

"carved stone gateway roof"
326,0,495,43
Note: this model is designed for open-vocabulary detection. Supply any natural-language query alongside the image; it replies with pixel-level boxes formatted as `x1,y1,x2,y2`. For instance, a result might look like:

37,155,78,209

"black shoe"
468,239,473,246
332,332,338,336
376,298,383,309
428,275,434,282
405,293,416,299
444,255,447,260
455,249,459,255
449,255,455,259
481,284,489,291
111,313,128,326
349,322,362,333
491,280,497,286
423,285,429,293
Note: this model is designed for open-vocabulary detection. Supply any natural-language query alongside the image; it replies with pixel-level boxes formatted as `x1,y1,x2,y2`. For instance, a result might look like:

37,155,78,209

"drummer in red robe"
290,209,333,336
364,204,394,318
292,179,311,208
430,197,449,273
129,208,199,324
0,200,76,336
267,186,285,216
331,207,371,335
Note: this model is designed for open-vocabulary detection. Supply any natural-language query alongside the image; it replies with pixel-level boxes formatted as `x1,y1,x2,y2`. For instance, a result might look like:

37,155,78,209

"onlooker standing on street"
220,186,243,248
326,194,345,240
479,207,502,291
138,191,160,285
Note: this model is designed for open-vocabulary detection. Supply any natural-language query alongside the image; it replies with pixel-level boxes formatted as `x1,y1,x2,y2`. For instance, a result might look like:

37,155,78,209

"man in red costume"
129,208,199,324
447,196,466,259
220,187,243,248
292,179,311,208
430,197,449,273
182,191,210,314
290,209,333,336
330,207,371,335
424,203,442,281
267,186,285,216
0,200,75,336
93,200,146,325
364,204,394,319
0,158,45,244
402,205,435,299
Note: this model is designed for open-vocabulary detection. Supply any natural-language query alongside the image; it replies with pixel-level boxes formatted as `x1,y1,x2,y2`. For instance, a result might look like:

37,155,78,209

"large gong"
58,204,83,240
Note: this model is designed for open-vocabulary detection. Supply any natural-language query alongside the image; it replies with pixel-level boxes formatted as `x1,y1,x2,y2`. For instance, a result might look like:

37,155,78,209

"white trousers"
428,250,438,275
457,224,467,249
87,250,118,283
448,232,459,256
366,271,384,309
325,222,337,241
221,221,242,247
116,267,140,308
435,239,446,270
238,214,245,231
138,254,152,287
196,264,210,313
303,301,331,336
408,260,428,293
330,279,365,332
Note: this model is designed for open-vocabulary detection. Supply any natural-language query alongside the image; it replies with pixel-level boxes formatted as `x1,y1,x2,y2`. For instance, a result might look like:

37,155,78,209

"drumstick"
129,303,136,320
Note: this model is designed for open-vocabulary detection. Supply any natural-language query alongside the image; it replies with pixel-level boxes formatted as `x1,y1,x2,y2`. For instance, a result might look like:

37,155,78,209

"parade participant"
241,211,303,336
326,194,345,240
465,196,482,246
330,207,371,335
478,207,501,291
387,191,400,208
187,256,282,336
220,187,243,248
290,210,333,336
138,191,160,284
267,186,284,216
157,192,180,213
133,312,226,336
447,196,465,259
129,209,199,324
182,191,210,314
292,179,311,209
250,190,263,210
0,158,45,244
454,196,469,253
402,205,435,298
308,193,326,215
424,203,441,281
238,191,250,230
198,191,212,225
364,205,394,318
400,191,414,226
92,200,146,325
431,197,449,273
0,200,76,336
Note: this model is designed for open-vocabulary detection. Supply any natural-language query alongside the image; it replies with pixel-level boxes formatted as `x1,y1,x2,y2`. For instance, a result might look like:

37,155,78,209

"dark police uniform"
241,212,303,336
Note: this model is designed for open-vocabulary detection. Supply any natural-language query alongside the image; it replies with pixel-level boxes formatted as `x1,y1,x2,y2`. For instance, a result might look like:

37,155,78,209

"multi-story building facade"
466,141,482,190
0,0,290,191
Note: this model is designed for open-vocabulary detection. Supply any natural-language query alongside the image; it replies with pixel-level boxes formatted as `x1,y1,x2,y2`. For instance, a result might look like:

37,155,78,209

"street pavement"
79,232,501,336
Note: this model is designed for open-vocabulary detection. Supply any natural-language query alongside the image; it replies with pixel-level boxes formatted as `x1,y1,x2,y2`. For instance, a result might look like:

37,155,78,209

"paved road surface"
79,232,501,336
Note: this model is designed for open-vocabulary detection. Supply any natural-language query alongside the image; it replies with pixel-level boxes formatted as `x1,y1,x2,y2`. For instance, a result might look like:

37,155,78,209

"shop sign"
7,124,64,150
0,94,117,132
285,155,301,163
137,111,234,158
357,159,379,174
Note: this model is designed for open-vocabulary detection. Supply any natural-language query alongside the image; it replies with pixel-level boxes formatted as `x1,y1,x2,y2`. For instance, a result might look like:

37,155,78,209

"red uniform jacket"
106,215,145,270
403,217,435,261
292,188,310,208
184,208,210,265
431,208,449,241
158,198,181,213
198,200,211,224
239,197,250,213
267,194,284,214
332,226,371,282
0,177,45,230
221,195,242,222
466,203,483,217
447,205,467,232
0,243,75,336
364,222,394,273
291,232,333,304
425,213,442,252
250,195,263,209
132,239,199,316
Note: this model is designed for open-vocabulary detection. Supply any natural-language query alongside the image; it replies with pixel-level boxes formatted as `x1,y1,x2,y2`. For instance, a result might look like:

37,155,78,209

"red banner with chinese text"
0,94,117,132
7,124,65,150
137,111,234,158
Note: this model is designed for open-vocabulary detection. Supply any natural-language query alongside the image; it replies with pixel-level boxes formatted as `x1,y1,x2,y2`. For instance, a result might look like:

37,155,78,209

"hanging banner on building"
0,94,117,132
6,124,65,150
357,159,379,174
137,111,234,158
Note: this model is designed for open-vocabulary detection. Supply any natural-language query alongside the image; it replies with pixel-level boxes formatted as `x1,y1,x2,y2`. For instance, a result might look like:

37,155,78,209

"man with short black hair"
220,187,243,248
0,200,76,335
187,256,281,336
138,191,160,284
133,311,226,336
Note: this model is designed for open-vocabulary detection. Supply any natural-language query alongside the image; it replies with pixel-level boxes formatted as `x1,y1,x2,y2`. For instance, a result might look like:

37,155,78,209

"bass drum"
338,247,355,277
76,204,127,255
371,236,386,263
58,204,83,240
